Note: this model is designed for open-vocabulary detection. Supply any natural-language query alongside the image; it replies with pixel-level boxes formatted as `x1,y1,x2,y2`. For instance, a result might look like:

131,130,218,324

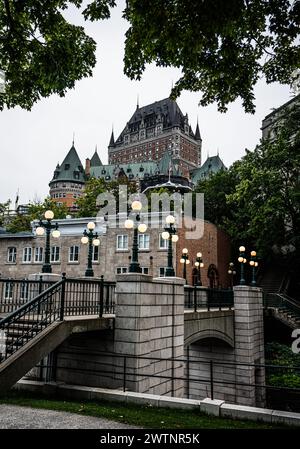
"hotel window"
20,281,29,300
92,245,99,262
4,281,14,300
116,267,128,274
51,246,60,263
138,234,150,250
117,235,128,250
34,247,43,263
69,245,79,262
22,247,32,263
141,267,149,275
159,267,166,277
7,247,17,263
159,234,168,249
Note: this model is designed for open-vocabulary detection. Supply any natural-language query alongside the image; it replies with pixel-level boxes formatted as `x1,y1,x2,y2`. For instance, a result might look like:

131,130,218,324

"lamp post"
81,221,100,277
180,248,190,284
228,262,236,289
35,210,60,274
237,246,246,285
161,215,178,277
194,252,204,286
249,250,258,286
124,200,147,273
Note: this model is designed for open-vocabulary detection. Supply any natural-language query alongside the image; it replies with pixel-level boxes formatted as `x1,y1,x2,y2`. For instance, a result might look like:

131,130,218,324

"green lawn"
0,391,288,429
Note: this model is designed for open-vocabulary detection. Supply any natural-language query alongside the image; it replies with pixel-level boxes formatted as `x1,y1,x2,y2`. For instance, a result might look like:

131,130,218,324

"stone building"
0,214,231,287
261,93,300,139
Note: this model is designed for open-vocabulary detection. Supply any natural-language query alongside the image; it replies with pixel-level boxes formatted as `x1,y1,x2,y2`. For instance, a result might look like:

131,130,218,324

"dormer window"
105,175,111,180
129,173,134,179
65,164,70,170
102,169,106,174
74,171,79,180
139,167,144,172
127,168,132,173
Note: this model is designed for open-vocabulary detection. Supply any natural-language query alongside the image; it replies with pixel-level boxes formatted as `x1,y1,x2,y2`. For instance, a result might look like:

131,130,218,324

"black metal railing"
184,286,234,311
35,350,300,413
0,276,116,364
0,278,55,315
264,293,300,323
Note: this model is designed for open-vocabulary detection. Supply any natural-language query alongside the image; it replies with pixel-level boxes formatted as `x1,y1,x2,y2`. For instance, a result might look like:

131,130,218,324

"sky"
0,1,292,205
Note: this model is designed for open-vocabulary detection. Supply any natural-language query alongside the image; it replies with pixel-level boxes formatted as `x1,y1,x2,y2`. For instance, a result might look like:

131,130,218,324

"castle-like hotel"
49,98,226,210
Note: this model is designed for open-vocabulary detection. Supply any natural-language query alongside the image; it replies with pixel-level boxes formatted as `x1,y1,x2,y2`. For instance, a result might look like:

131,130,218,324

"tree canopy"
195,102,300,261
0,0,299,111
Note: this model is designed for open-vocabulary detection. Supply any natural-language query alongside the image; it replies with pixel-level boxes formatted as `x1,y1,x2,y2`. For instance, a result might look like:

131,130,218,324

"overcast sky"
0,1,292,205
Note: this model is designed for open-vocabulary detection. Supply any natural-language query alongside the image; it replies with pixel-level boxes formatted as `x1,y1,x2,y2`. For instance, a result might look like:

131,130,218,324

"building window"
7,247,17,263
51,246,60,263
92,245,99,262
138,234,150,250
69,245,79,262
22,247,32,263
116,267,128,274
4,281,14,300
34,247,43,263
141,267,149,275
117,235,128,250
159,267,166,277
159,234,168,249
20,281,29,300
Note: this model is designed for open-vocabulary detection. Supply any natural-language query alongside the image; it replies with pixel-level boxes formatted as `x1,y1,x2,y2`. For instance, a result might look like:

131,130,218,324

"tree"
0,200,11,226
1,0,299,112
5,198,68,233
75,176,137,217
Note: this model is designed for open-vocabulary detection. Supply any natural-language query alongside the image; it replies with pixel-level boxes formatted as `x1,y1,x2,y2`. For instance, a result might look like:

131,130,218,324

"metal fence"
184,285,234,311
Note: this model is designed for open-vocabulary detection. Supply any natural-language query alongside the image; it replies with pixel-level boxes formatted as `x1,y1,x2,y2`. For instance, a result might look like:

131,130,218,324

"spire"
195,120,201,141
109,128,115,148
136,94,139,109
72,132,75,147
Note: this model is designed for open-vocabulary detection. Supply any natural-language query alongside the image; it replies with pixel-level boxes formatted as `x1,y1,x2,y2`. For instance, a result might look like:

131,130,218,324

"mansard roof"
50,145,85,185
90,161,160,181
114,98,196,145
191,155,226,183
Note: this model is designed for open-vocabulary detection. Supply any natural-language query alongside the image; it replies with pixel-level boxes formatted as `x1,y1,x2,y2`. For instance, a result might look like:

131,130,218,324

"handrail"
0,280,63,326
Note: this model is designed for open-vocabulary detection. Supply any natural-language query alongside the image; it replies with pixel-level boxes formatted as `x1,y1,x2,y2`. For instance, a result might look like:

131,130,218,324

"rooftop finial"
72,132,75,147
136,94,139,109
95,144,97,153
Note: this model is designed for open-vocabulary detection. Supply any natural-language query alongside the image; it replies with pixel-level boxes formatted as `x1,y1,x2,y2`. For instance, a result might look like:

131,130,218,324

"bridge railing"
184,285,234,311
0,278,55,314
0,275,116,364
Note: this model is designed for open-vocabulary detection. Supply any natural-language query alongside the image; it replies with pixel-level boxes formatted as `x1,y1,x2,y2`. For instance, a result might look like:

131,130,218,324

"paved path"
0,404,138,429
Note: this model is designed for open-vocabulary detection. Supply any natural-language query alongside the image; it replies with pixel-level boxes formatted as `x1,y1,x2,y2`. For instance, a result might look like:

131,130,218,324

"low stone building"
0,213,231,287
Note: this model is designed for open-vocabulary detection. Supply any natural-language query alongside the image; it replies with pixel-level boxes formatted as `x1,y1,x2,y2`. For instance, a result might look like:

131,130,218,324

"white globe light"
180,258,185,264
81,236,89,244
36,226,45,236
228,270,232,274
200,262,204,268
250,260,255,266
87,221,95,230
171,234,178,243
243,258,247,263
131,200,142,211
166,215,175,224
197,252,202,258
138,223,147,233
186,259,190,265
45,210,54,220
195,261,200,267
52,229,60,238
255,262,258,267
93,238,100,246
251,250,257,257
161,231,170,240
239,246,246,252
182,248,188,254
238,256,244,263
124,219,134,229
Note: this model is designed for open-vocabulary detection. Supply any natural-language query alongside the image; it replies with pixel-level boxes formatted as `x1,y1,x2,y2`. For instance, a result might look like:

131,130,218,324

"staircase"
258,266,289,294
264,293,300,329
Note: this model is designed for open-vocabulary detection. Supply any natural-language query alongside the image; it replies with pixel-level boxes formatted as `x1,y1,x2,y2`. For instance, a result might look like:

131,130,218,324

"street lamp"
249,250,258,286
125,200,147,273
161,215,178,277
237,246,246,285
180,248,190,283
36,210,60,274
228,262,237,289
81,221,100,277
194,252,204,286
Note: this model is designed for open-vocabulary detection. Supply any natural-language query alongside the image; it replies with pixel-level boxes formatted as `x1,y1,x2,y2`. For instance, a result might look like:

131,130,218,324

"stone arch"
185,329,234,348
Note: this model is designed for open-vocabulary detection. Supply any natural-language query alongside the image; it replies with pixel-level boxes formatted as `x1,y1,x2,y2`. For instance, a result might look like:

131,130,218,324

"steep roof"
158,150,181,176
195,122,201,141
90,161,159,181
191,155,226,183
90,150,102,167
115,98,195,145
50,145,85,184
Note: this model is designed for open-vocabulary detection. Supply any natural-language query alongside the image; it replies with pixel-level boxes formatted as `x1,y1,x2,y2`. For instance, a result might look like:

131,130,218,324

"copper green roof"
90,150,102,167
50,145,85,184
191,155,226,183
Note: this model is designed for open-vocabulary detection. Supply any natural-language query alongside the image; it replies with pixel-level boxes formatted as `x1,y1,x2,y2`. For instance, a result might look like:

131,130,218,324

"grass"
0,391,288,429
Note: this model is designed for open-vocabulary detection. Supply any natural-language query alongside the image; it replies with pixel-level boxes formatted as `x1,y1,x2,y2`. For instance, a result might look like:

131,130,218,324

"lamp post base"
42,265,52,274
129,263,142,273
85,268,94,277
165,267,175,277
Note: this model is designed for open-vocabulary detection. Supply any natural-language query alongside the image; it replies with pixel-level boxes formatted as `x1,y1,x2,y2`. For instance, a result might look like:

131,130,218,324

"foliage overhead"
0,0,300,111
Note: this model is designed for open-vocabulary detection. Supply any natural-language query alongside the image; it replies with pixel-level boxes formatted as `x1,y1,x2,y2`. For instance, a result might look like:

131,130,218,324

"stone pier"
114,274,185,397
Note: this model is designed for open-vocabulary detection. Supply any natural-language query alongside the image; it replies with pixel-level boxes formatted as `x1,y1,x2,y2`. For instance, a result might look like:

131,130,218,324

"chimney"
85,158,91,177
